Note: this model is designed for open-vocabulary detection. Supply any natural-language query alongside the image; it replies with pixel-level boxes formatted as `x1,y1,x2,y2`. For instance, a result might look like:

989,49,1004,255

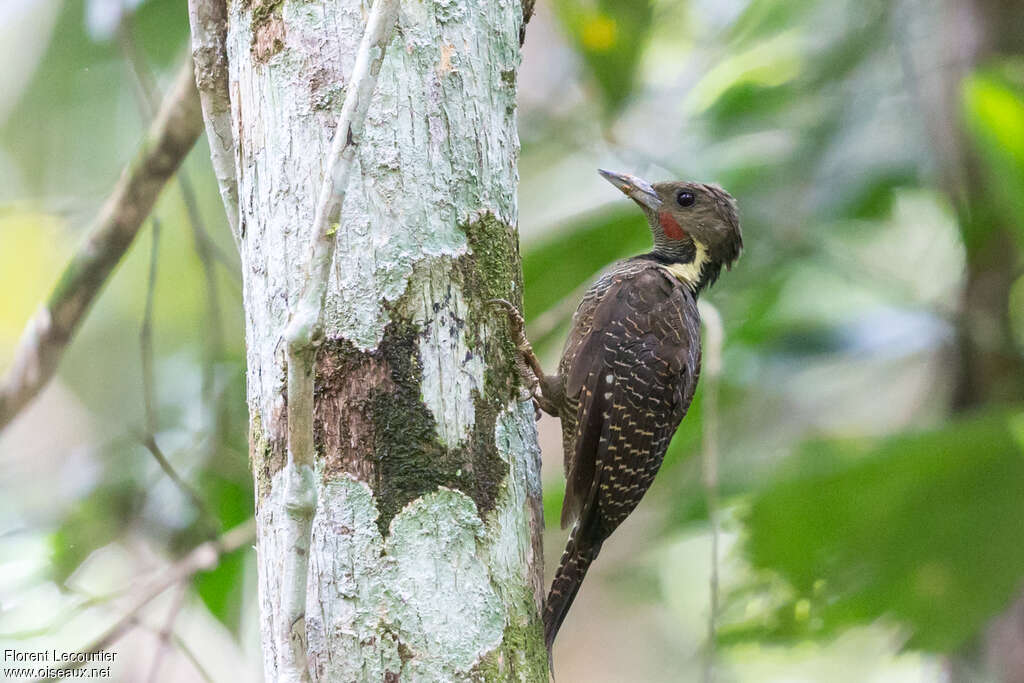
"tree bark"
912,1,1024,679
221,0,545,680
916,0,1024,408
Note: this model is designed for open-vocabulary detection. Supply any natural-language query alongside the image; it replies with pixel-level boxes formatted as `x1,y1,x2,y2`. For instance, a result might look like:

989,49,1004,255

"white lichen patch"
230,0,522,429
386,489,505,677
479,403,548,681
485,402,543,588
304,478,509,681
304,476,401,682
262,407,544,681
401,260,486,447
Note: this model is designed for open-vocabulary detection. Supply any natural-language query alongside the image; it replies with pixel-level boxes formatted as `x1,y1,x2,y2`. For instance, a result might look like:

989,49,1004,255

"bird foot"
487,298,529,351
487,299,557,418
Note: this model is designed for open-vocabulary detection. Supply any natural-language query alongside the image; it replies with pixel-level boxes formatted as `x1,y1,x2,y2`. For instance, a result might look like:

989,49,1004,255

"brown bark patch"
314,341,395,481
253,15,286,62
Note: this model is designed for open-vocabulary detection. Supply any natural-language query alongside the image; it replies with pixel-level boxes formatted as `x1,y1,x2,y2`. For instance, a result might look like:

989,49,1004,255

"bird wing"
560,265,700,533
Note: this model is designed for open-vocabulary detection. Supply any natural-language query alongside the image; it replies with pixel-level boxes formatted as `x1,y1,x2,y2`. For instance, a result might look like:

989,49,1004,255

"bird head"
598,169,742,291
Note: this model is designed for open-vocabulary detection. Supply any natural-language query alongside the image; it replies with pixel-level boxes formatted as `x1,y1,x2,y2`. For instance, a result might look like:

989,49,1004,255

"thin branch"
180,175,227,450
283,0,401,377
144,582,187,683
0,59,203,433
697,299,724,683
138,219,218,536
140,436,218,537
275,2,400,680
141,218,161,436
119,20,230,455
133,618,217,683
40,519,255,682
117,22,239,278
286,0,401,354
167,632,216,683
187,0,240,247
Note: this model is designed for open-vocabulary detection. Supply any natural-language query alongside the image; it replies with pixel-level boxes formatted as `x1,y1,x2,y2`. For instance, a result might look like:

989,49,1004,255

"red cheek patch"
659,211,685,240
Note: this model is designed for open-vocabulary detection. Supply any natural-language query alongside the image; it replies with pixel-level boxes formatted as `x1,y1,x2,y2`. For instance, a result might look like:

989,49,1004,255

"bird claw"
488,298,553,417
514,384,543,421
486,298,528,347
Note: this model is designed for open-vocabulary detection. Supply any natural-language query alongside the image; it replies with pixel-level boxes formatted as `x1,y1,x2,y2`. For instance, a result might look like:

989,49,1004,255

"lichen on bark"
249,0,286,62
305,402,544,682
312,309,513,536
249,411,286,502
229,0,544,677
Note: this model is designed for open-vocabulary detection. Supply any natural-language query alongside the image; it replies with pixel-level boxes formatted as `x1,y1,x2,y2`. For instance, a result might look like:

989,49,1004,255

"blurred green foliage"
552,0,654,115
1,0,251,637
530,0,1023,673
726,410,1024,651
963,64,1024,245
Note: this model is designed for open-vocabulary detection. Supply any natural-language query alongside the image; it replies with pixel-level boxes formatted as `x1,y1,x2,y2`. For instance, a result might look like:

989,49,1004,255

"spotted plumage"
494,170,741,657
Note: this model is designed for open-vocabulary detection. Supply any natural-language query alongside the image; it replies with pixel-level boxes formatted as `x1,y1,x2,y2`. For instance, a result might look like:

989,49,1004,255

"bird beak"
598,169,662,211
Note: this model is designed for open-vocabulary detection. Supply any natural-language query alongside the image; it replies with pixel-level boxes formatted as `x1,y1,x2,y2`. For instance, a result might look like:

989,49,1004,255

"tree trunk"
914,1,1024,679
916,0,1024,408
223,0,546,679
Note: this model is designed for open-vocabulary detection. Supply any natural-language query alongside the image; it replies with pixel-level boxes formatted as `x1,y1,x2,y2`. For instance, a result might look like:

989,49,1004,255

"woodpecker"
497,169,742,654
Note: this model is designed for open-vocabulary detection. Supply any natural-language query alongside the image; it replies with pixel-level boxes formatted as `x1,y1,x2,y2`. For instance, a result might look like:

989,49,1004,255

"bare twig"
133,618,217,683
0,59,203,433
141,436,218,537
180,176,227,450
697,299,724,683
119,21,229,455
119,20,239,277
187,0,240,246
144,582,186,683
276,1,399,680
138,218,217,535
283,0,401,374
167,631,216,683
39,519,255,682
140,218,161,436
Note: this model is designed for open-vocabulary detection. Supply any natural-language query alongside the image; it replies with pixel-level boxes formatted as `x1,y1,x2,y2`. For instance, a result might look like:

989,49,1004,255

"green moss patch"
305,214,527,536
367,316,509,536
250,410,286,504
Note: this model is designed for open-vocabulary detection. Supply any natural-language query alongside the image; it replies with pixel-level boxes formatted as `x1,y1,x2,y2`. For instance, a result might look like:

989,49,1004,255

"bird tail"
544,523,602,654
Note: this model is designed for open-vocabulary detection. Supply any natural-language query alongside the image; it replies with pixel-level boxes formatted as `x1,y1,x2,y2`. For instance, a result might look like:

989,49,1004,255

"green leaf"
191,474,253,633
727,0,816,45
728,410,1024,652
521,205,652,355
552,0,654,115
962,65,1024,245
193,547,247,633
685,32,803,116
543,478,567,530
50,482,142,583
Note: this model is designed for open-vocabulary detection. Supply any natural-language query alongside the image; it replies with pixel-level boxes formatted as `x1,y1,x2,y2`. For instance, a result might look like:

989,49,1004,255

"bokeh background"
2,0,1023,680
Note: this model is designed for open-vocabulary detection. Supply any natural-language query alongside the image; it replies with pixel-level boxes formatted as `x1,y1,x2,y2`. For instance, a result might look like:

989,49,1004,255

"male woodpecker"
498,169,742,653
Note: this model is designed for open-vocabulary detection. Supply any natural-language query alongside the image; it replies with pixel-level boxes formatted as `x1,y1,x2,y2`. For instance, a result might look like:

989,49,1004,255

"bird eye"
676,191,695,207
